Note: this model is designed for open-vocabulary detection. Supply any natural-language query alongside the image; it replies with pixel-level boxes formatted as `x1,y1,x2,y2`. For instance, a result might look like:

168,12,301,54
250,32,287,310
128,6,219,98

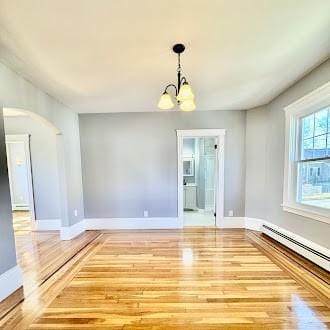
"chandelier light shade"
177,83,194,102
158,92,174,110
158,43,196,111
180,99,196,111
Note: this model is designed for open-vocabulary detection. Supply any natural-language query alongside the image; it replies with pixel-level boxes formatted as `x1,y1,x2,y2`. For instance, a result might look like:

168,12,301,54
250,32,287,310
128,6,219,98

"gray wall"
4,116,61,220
0,109,17,274
245,59,330,248
0,61,84,227
80,110,246,218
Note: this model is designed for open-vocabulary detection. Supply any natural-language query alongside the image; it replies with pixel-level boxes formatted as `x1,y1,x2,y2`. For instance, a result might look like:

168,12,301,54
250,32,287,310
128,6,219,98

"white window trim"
283,82,330,224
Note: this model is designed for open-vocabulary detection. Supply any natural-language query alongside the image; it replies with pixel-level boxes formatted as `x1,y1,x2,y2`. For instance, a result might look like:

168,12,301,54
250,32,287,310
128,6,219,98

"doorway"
5,134,35,231
177,129,225,227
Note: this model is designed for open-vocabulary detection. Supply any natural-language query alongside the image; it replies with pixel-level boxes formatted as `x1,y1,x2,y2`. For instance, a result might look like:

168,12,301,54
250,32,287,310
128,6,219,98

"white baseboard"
0,265,23,302
245,217,263,231
35,219,61,231
60,220,86,240
220,217,246,228
219,217,263,230
261,221,330,271
54,216,329,271
219,216,329,271
85,217,183,230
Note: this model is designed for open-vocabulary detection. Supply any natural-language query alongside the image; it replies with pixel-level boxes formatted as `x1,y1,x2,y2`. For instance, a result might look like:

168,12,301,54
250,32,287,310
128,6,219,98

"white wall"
4,116,61,220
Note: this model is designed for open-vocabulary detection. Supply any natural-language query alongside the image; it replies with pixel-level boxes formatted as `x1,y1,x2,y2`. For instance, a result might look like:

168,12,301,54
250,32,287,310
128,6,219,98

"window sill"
282,204,330,224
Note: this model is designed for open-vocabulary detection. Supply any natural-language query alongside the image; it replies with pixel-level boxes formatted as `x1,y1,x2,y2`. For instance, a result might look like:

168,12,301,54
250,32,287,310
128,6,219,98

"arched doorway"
3,107,65,231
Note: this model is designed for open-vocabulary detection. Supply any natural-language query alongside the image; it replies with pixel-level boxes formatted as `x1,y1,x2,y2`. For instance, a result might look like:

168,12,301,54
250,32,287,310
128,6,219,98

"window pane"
301,114,314,140
302,138,313,159
297,160,330,209
313,134,327,158
314,108,328,136
327,133,330,157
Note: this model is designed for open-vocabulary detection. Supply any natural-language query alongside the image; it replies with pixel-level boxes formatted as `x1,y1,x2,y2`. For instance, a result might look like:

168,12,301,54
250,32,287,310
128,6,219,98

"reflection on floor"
0,211,100,320
1,229,328,329
184,210,215,226
12,211,32,232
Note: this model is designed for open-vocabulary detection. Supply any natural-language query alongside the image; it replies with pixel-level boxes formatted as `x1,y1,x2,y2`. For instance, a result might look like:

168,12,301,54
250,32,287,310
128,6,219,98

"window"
283,82,330,224
297,108,330,209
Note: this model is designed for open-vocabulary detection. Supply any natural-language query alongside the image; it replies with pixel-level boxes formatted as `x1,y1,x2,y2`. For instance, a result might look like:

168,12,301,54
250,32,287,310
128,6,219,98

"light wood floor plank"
26,229,330,329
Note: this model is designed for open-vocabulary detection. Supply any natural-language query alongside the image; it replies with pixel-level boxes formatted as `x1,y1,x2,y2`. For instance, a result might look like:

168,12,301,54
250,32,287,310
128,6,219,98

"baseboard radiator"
262,224,330,272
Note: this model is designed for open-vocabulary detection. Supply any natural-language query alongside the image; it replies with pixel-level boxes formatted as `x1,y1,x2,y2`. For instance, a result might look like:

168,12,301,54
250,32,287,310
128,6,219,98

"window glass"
298,160,330,209
313,134,327,158
302,138,313,159
314,108,328,136
297,107,330,210
301,107,329,160
302,114,314,140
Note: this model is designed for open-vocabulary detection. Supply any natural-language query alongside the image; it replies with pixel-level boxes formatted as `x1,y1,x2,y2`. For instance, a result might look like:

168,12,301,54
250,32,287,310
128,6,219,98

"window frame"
283,82,330,224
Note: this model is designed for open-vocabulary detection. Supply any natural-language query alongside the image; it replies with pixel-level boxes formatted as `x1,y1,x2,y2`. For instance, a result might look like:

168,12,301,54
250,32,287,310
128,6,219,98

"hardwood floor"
0,212,100,321
12,211,32,232
1,227,328,329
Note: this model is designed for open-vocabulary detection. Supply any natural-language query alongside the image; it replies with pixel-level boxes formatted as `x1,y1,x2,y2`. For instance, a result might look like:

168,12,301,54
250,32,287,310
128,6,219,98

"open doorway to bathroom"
182,136,217,226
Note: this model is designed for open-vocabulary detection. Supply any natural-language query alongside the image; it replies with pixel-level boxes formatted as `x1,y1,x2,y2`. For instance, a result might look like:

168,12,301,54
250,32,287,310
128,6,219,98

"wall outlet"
228,210,234,217
74,209,78,217
143,210,149,217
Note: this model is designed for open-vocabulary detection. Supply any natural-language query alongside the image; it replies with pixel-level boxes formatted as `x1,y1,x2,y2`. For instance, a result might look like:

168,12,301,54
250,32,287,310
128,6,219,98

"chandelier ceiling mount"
158,43,196,111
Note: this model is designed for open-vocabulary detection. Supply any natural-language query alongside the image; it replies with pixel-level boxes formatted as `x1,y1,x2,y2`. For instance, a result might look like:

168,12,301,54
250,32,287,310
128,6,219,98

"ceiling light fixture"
158,44,196,111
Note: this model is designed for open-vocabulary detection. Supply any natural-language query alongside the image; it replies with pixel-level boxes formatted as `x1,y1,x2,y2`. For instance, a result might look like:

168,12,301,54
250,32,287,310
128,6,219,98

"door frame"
5,134,36,226
177,129,226,227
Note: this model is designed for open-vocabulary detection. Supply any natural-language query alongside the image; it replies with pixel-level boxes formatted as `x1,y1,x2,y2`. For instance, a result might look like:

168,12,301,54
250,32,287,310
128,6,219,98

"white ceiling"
0,0,329,113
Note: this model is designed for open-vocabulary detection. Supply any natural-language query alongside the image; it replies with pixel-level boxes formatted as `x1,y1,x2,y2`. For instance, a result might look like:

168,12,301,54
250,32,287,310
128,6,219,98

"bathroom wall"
183,138,196,185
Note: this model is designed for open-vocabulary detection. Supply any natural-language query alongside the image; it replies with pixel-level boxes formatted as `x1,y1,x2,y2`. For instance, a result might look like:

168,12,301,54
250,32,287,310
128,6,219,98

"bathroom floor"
184,210,215,226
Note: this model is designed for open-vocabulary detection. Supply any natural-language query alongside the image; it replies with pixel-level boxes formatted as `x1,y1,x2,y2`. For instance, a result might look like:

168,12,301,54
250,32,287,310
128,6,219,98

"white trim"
284,82,330,116
58,216,329,270
283,83,330,224
177,129,226,137
222,217,246,228
35,219,61,231
0,265,23,302
85,217,183,230
177,129,226,228
245,217,264,231
60,220,86,240
282,204,330,224
5,134,36,227
261,221,330,272
220,216,329,270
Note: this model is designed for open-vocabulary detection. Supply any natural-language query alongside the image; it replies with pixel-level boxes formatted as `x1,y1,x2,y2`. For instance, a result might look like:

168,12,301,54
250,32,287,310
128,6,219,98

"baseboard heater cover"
262,224,330,272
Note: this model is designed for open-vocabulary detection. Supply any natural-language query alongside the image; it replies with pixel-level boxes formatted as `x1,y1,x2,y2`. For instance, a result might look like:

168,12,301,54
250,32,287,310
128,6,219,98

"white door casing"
177,129,226,227
5,134,36,225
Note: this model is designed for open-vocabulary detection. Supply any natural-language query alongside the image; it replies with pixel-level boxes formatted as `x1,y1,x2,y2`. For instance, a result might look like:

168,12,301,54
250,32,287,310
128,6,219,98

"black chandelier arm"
164,83,178,96
180,76,187,85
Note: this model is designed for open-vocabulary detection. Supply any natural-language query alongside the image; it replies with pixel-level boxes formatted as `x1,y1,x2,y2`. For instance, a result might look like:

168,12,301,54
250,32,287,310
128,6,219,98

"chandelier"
158,44,196,111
